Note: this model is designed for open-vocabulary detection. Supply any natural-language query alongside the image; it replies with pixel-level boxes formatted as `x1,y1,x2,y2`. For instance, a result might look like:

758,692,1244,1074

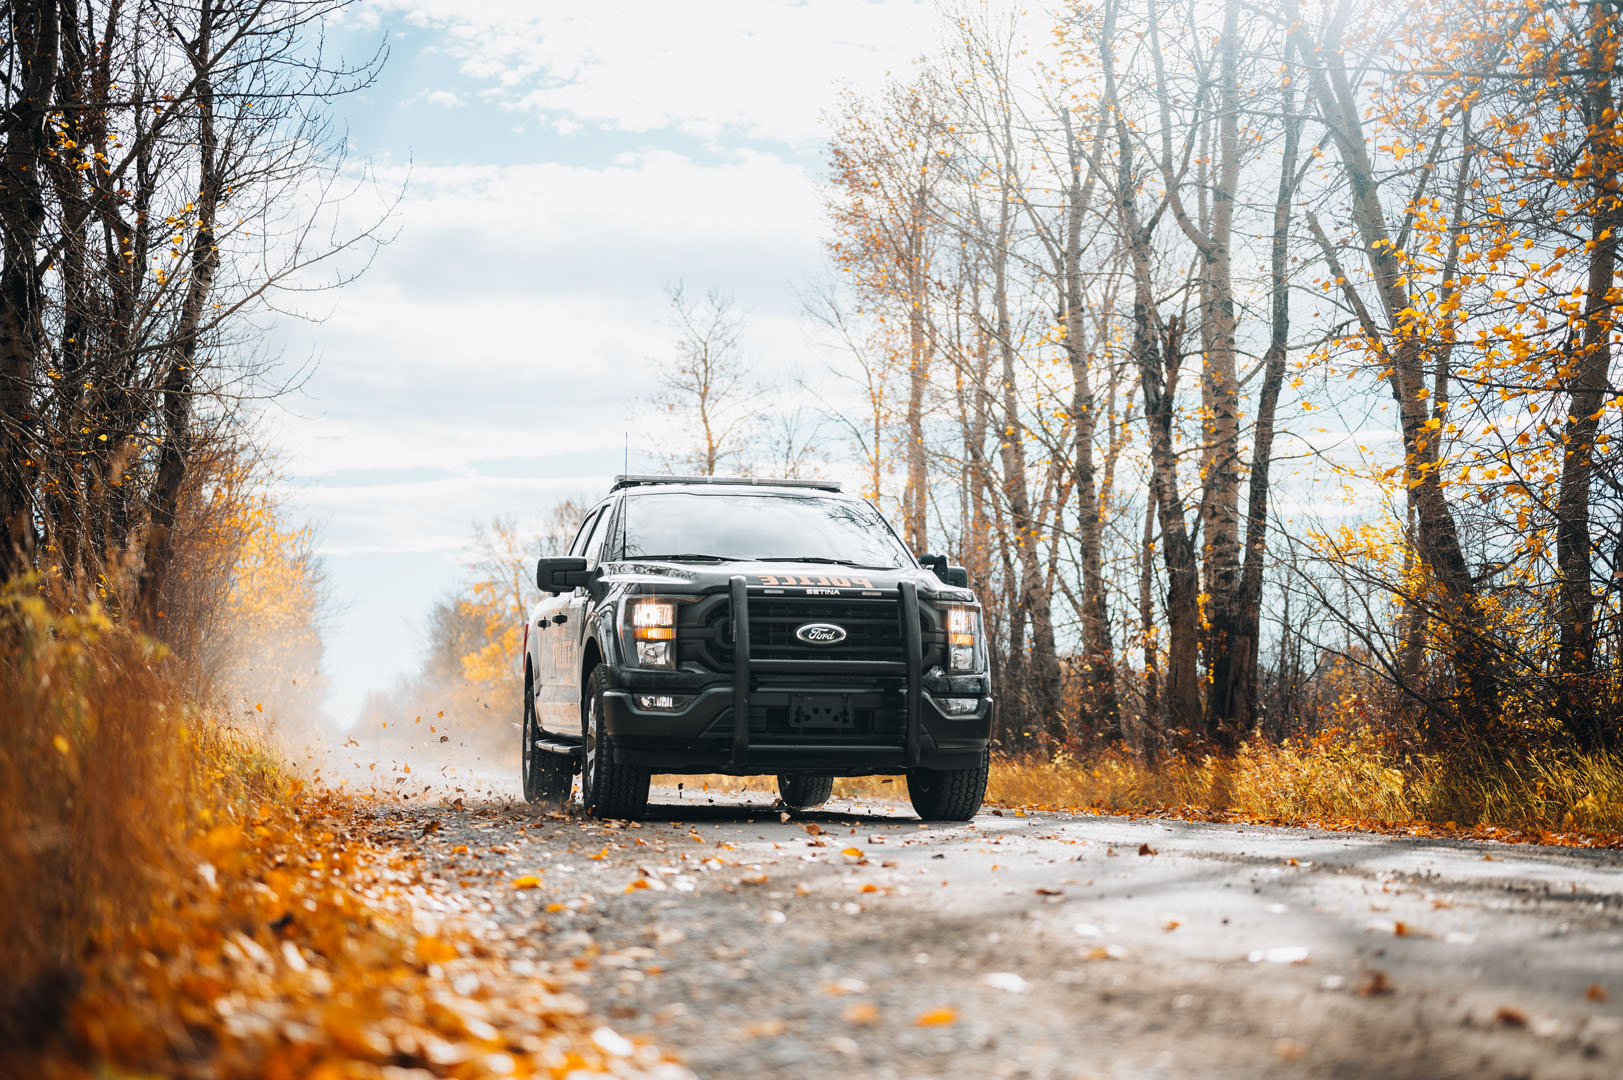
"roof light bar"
611,474,842,493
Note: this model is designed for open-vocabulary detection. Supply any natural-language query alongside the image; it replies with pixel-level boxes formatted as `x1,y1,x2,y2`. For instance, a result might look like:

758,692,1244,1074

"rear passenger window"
580,503,615,565
568,508,602,558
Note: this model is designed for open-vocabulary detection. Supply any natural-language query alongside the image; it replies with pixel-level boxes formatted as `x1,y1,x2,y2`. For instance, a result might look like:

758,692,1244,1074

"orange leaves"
511,874,542,890
843,1001,880,1024
35,790,653,1079
414,935,458,964
913,1006,959,1027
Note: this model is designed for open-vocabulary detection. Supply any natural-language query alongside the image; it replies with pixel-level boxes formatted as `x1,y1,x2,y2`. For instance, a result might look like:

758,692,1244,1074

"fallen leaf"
804,823,825,836
843,1002,879,1024
1357,970,1394,996
740,1019,788,1039
1035,887,1063,896
1586,984,1608,1002
420,819,440,837
1137,843,1156,856
841,847,864,859
914,1007,959,1027
511,874,542,890
415,936,457,964
1494,1006,1527,1028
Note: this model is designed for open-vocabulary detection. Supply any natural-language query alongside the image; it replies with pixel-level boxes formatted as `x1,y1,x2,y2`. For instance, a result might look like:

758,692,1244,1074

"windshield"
619,492,912,569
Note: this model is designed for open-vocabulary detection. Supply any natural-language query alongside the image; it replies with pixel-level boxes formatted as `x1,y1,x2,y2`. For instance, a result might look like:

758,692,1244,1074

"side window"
568,508,603,558
580,501,616,566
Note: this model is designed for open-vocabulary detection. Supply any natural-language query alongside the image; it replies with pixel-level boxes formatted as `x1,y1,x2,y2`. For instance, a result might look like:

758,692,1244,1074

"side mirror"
919,554,970,589
536,556,591,594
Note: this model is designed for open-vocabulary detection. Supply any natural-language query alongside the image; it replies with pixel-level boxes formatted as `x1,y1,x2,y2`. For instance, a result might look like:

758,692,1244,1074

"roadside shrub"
0,577,286,1044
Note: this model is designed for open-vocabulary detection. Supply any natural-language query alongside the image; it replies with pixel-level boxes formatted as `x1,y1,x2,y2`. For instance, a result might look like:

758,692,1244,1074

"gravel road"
368,783,1623,1079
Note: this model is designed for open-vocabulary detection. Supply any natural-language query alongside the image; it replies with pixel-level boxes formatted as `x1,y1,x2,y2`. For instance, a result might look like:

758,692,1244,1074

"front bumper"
601,576,992,775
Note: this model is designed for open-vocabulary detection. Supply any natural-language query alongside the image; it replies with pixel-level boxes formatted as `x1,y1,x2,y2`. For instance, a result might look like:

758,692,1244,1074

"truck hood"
599,558,975,603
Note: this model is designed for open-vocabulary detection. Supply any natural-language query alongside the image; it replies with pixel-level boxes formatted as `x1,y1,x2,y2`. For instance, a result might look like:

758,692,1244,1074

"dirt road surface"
366,783,1623,1079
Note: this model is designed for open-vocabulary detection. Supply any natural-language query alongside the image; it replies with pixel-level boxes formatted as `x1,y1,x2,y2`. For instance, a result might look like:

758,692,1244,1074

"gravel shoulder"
366,785,1623,1079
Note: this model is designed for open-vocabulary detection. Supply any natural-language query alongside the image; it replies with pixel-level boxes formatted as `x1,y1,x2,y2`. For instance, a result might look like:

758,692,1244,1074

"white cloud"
272,147,830,524
363,0,941,144
422,88,462,107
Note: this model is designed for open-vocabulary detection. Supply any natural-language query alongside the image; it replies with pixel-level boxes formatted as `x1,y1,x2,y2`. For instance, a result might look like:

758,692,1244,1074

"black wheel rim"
521,684,536,792
582,693,599,804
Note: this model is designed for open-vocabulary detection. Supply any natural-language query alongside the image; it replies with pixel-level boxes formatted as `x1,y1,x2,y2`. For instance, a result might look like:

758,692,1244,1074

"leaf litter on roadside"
27,790,692,1079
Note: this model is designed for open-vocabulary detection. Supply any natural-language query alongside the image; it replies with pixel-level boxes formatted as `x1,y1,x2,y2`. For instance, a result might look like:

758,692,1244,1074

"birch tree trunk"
1229,71,1302,739
1557,1,1621,750
1290,1,1502,736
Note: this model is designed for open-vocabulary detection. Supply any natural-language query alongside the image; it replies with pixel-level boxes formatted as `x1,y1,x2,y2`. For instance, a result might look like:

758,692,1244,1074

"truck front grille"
747,596,904,662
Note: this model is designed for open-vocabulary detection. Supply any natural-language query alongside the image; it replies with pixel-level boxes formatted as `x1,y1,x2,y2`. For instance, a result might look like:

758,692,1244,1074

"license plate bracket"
789,693,853,729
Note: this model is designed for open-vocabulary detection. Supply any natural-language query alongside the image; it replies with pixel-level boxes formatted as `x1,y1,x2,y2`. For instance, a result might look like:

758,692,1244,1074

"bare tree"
0,0,390,630
652,283,757,476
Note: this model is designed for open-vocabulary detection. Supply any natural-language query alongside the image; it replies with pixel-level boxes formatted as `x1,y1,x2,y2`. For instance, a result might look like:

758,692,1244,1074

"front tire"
521,668,571,804
906,747,989,821
579,666,650,819
777,773,834,811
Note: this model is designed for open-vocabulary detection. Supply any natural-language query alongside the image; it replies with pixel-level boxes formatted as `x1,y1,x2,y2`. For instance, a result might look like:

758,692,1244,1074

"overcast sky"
267,0,952,725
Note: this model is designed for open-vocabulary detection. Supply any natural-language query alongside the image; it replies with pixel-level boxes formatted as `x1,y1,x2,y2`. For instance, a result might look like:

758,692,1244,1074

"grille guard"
727,576,926,769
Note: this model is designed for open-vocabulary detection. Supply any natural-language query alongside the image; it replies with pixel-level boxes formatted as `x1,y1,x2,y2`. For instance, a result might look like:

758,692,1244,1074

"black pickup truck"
519,475,993,820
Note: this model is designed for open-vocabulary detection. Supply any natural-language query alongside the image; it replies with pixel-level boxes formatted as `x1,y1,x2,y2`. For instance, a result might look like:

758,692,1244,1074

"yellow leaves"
414,935,457,964
510,874,542,890
914,1006,959,1027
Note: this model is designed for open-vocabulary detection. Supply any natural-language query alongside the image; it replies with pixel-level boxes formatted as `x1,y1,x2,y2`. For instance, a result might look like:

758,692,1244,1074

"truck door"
540,502,615,735
535,504,600,733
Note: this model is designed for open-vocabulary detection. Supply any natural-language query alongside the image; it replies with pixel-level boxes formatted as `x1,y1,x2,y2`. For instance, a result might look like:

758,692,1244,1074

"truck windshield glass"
621,493,911,568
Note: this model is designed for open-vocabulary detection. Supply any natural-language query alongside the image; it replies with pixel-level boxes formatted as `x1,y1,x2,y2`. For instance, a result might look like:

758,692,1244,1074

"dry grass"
0,579,289,1043
670,736,1623,843
986,740,1623,840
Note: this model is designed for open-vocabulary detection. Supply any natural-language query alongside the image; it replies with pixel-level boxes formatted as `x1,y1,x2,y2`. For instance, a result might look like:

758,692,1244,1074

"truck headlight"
945,605,983,673
628,598,676,669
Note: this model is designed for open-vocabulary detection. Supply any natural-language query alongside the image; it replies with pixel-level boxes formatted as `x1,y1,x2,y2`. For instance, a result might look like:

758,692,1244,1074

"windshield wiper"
754,556,898,570
632,553,728,562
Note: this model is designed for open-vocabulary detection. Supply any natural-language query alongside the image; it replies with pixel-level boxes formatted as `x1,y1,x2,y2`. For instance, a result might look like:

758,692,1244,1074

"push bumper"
601,576,991,775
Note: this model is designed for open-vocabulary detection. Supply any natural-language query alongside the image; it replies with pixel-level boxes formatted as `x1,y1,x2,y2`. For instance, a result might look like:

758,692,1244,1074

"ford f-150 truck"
519,475,993,820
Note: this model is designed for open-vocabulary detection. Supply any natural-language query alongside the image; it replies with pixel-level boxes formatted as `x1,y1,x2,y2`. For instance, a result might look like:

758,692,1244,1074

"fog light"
950,644,974,671
637,640,672,667
637,694,678,710
939,696,979,717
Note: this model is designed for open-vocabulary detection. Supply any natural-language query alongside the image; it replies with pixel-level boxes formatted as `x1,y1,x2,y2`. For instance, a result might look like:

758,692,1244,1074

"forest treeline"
635,0,1623,760
0,0,378,708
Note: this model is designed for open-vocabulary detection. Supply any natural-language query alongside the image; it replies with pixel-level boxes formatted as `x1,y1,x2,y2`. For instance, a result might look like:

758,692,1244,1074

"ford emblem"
795,622,847,646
